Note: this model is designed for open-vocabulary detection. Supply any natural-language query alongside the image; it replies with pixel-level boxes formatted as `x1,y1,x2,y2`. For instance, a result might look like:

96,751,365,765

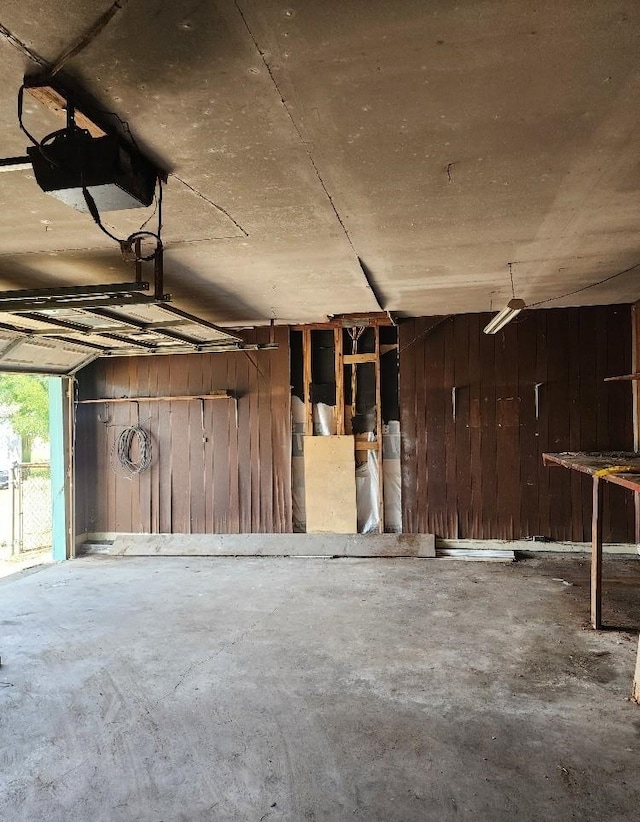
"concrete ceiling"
0,0,638,326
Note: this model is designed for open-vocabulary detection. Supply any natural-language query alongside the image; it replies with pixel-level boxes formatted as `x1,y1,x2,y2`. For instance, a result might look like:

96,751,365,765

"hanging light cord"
527,260,640,308
82,181,163,260
500,258,640,311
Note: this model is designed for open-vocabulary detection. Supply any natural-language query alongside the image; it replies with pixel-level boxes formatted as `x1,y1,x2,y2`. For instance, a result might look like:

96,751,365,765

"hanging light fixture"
483,298,525,334
483,263,525,334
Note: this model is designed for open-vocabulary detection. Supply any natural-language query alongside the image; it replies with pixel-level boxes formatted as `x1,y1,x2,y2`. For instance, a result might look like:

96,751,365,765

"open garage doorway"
0,374,70,577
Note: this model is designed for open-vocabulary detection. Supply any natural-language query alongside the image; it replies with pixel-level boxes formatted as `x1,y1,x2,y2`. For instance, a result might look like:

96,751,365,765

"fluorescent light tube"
483,298,525,334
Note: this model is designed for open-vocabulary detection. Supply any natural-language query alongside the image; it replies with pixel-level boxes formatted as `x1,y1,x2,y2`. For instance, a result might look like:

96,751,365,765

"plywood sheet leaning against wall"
304,435,357,533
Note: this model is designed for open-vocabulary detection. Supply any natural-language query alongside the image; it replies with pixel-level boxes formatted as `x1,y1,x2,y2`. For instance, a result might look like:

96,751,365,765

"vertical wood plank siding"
399,306,635,542
75,328,292,535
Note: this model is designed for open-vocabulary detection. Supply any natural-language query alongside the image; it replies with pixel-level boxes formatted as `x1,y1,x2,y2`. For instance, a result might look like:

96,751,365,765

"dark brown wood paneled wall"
75,328,292,535
399,306,635,542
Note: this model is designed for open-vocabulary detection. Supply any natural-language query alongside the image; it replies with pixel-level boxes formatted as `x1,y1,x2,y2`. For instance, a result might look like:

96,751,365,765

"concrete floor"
0,548,51,579
1,554,639,822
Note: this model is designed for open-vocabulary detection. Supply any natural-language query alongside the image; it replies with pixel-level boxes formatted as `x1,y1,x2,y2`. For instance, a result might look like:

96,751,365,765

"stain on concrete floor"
0,554,638,821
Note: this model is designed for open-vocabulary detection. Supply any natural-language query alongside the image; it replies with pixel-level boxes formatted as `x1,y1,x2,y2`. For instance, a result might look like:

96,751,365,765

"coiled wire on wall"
111,426,152,476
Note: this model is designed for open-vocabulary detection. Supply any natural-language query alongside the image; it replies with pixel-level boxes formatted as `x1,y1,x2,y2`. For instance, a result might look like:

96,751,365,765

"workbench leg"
591,477,603,630
633,635,640,704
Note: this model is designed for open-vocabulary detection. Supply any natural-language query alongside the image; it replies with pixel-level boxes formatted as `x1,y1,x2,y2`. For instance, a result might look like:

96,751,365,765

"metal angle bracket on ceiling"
0,281,163,313
0,237,171,314
0,156,31,173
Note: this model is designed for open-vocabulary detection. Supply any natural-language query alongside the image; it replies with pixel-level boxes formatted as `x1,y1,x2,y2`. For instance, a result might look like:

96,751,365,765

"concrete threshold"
85,533,437,558
79,535,638,562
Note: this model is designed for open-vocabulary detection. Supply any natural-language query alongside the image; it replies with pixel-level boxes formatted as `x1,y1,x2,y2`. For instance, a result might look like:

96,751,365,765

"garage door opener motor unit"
28,127,157,213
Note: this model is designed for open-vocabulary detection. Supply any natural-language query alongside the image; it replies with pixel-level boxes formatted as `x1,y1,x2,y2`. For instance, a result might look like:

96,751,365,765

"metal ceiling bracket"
154,246,164,301
0,281,157,313
0,156,31,173
0,282,149,301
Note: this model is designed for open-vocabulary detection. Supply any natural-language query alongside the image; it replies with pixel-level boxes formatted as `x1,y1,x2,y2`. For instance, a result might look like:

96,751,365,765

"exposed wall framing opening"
291,317,400,534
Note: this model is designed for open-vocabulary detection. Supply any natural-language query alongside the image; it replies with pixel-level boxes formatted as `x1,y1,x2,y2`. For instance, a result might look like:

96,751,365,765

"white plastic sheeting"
313,403,336,436
383,421,402,533
291,396,306,531
356,435,380,534
355,423,402,535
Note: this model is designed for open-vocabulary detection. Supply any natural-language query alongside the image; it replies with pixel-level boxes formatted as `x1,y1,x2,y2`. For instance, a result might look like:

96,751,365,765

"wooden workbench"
543,451,640,629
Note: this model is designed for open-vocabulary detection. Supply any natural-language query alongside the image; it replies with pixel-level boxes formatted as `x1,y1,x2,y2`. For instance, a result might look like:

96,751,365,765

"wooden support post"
631,638,640,705
632,302,640,543
334,327,345,435
303,327,313,436
591,476,603,630
633,635,640,704
349,331,358,424
375,326,384,533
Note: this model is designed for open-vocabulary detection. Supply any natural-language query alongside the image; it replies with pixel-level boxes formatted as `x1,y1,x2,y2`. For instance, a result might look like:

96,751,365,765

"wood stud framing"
334,327,345,436
374,326,384,532
303,327,313,437
301,323,388,534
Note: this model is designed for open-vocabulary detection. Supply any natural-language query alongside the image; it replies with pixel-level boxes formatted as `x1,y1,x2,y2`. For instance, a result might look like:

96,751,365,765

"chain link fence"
8,462,52,555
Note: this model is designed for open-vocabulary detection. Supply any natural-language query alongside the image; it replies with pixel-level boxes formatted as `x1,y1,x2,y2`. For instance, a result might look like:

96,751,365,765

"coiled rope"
113,426,152,475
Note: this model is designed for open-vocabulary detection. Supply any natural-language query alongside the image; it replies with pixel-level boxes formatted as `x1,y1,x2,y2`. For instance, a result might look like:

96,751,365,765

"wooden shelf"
77,392,233,404
604,374,640,382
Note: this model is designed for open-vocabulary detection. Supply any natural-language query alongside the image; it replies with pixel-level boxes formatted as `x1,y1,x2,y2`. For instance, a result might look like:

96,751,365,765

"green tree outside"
0,374,50,463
